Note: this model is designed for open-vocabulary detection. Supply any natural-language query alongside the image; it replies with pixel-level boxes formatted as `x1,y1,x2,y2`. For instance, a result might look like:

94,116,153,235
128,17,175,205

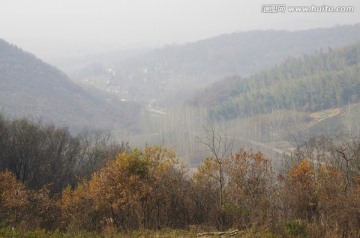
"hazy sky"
1,0,360,59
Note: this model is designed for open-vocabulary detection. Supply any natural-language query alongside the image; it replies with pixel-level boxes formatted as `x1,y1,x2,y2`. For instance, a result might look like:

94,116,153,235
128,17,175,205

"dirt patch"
309,108,343,121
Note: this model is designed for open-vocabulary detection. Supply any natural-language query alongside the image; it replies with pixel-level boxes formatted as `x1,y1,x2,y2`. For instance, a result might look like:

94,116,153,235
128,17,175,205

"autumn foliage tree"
60,145,191,232
285,159,318,222
225,150,273,229
191,157,223,228
0,170,60,230
192,148,273,231
0,170,28,227
60,180,97,231
281,135,360,237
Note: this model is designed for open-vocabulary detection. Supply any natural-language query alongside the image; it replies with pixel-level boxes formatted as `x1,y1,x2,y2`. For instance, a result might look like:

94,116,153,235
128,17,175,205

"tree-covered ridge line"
0,117,359,237
191,41,360,120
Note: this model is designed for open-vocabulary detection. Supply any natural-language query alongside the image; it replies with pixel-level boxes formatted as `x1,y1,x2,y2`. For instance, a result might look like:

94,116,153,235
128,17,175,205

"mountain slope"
0,39,140,132
189,41,360,120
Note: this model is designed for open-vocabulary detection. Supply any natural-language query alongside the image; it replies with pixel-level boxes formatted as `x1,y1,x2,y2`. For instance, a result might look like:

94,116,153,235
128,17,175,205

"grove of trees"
0,116,359,237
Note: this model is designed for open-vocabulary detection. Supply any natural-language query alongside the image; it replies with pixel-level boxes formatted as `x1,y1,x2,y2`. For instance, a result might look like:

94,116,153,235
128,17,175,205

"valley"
2,25,360,165
1,22,360,237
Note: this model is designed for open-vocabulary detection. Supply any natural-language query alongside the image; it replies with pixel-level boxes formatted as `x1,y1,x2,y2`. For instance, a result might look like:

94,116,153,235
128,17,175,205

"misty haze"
1,0,360,237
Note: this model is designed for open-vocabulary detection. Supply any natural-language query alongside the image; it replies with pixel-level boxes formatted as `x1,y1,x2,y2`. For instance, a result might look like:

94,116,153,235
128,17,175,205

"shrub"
284,220,307,238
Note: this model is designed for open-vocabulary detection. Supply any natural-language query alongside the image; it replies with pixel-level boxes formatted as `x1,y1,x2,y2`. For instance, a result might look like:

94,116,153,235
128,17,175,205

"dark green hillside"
190,41,360,120
0,39,140,132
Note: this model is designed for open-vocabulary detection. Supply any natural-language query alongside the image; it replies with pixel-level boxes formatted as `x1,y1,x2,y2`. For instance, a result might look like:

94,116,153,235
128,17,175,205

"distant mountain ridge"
0,39,140,132
149,24,360,77
66,24,360,107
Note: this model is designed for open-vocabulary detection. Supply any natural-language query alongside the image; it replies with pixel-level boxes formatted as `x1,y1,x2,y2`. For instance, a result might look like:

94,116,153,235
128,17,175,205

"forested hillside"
0,39,140,132
190,41,360,120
